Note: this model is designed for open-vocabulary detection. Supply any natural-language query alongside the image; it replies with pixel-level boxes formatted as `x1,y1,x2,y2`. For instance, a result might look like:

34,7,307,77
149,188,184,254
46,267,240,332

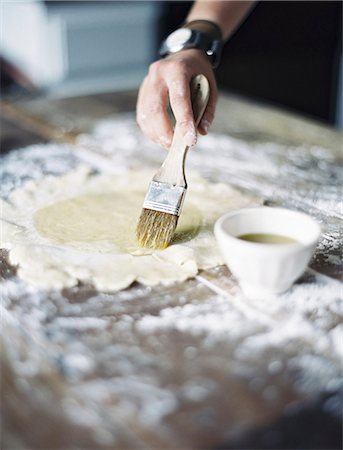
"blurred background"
1,0,342,128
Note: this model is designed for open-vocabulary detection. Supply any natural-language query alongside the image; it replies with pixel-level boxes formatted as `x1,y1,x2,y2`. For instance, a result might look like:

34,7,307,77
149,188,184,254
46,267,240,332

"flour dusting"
1,114,342,448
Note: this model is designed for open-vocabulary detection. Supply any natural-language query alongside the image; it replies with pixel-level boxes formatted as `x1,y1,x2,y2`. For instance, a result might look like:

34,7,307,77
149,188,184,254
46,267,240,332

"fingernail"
201,118,211,134
184,126,197,146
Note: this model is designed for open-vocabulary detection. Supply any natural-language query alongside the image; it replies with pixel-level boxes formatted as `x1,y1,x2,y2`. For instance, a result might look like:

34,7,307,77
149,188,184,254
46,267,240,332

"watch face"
165,28,193,52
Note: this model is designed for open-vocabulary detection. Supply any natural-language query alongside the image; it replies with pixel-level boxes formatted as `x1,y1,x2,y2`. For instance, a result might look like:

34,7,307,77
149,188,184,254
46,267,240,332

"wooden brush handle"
190,74,211,128
155,74,210,186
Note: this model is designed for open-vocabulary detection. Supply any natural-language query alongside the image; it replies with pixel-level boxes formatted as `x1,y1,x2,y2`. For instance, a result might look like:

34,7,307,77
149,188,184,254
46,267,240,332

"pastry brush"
136,74,210,249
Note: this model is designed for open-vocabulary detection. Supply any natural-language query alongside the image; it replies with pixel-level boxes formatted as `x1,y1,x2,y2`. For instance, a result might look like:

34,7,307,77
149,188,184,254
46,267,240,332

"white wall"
1,1,161,96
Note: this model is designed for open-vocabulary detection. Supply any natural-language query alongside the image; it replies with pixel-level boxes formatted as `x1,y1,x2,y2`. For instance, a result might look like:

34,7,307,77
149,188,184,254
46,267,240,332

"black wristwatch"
159,20,223,68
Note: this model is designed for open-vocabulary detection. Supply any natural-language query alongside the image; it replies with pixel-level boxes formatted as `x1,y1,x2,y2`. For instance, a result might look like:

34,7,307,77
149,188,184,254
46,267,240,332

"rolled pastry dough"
1,167,259,291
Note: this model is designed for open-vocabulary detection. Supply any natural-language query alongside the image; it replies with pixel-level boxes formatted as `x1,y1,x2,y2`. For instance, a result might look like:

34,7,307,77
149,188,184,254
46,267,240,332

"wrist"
166,47,212,63
159,20,223,68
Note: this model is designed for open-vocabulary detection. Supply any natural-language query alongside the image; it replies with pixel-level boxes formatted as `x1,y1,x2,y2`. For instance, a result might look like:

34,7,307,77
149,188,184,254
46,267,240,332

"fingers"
136,75,173,148
136,50,218,148
137,61,195,148
167,77,197,147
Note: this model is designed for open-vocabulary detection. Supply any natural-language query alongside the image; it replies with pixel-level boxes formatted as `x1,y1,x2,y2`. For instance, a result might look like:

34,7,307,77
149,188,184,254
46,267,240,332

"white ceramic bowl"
214,207,321,298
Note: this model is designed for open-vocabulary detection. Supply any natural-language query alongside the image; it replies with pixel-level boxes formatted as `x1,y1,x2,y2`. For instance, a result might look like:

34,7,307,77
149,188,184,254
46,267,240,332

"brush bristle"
136,208,179,250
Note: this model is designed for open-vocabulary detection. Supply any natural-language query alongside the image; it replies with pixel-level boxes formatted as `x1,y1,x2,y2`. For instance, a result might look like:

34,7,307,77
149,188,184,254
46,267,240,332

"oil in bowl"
237,233,299,245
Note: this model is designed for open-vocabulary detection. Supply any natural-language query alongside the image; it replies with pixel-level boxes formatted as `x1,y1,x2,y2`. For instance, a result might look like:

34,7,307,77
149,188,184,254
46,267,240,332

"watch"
159,20,223,68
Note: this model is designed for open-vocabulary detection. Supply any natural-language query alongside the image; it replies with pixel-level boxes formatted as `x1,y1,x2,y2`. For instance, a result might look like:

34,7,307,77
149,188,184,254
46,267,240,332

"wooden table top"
1,90,342,449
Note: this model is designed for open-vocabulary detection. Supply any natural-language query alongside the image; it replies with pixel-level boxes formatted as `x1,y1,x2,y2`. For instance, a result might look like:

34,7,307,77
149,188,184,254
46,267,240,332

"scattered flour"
1,114,342,447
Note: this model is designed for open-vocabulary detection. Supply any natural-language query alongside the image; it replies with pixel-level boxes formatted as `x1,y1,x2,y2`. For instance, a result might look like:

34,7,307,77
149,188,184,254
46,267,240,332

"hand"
136,49,218,148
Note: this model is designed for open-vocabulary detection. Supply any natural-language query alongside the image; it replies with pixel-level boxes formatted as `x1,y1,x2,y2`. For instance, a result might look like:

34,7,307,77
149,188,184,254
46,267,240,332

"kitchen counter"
1,90,342,449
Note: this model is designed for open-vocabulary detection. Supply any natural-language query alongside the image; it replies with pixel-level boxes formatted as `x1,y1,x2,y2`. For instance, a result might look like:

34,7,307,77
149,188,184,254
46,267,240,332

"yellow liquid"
237,233,298,244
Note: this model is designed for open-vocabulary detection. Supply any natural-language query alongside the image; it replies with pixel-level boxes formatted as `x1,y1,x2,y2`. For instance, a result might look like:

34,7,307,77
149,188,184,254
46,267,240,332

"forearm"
186,0,256,41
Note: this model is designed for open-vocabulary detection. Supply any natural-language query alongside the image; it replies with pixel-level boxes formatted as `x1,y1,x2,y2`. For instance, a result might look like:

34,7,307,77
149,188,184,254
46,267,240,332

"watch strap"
159,20,223,68
183,20,223,42
182,20,223,68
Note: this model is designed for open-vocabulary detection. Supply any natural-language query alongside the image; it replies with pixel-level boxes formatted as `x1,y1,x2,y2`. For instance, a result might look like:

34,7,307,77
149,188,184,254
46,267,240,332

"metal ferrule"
143,181,186,216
